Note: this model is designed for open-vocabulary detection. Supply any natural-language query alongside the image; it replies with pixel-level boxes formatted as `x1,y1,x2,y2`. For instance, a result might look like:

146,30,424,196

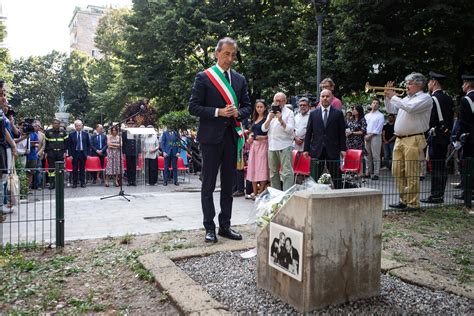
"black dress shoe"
81,183,86,188
420,196,444,204
218,227,242,240
404,206,420,212
49,183,55,190
163,182,168,186
232,191,244,197
72,184,77,188
205,230,218,243
132,182,137,186
371,175,379,180
388,202,407,209
174,182,179,186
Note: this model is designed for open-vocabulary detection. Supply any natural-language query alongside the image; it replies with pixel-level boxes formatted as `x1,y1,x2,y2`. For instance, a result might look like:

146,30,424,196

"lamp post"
312,0,329,101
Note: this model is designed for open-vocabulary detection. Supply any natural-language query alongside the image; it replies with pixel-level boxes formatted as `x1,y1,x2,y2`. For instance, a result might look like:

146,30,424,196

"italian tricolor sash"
204,65,245,169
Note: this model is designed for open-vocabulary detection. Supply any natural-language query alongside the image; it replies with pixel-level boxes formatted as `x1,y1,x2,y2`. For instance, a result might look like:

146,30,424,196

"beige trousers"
391,135,426,207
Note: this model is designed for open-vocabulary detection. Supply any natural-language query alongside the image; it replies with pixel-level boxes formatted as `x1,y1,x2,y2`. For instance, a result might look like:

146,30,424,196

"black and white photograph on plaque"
269,222,303,281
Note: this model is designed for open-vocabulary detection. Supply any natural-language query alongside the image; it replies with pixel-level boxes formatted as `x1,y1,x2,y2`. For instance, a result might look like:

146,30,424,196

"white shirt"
385,91,432,136
365,110,385,135
262,105,295,151
144,134,159,159
294,111,309,151
320,105,331,122
214,64,232,117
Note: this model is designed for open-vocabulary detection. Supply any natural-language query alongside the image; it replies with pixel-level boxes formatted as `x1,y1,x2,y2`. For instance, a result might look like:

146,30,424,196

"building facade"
68,5,106,59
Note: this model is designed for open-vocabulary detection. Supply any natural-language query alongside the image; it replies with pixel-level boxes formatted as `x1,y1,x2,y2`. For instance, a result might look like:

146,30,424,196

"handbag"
7,160,20,206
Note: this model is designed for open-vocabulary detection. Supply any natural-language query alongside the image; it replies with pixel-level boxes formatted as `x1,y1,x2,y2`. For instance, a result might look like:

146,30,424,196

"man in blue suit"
67,120,91,188
160,128,181,186
303,89,346,189
90,124,107,184
189,37,252,243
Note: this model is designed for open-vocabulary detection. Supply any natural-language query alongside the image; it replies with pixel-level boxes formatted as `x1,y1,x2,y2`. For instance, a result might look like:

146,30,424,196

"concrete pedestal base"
257,188,382,312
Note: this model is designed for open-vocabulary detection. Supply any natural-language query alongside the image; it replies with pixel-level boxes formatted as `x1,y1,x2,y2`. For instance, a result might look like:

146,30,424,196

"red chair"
341,149,363,188
293,150,311,183
85,156,104,172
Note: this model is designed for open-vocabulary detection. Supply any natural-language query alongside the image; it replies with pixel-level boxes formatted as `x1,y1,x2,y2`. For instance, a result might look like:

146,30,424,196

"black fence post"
465,157,473,208
55,161,65,247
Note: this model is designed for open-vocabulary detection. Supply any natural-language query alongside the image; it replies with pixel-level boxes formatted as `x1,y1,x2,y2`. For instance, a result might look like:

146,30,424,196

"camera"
271,104,280,114
6,107,15,117
22,118,35,134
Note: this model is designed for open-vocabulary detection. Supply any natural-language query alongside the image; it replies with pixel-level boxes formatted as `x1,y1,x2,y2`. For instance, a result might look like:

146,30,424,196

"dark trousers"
200,126,236,231
311,148,342,189
126,155,137,184
146,158,158,185
72,153,87,185
232,169,245,193
430,138,449,198
164,155,178,184
461,145,474,194
46,151,64,181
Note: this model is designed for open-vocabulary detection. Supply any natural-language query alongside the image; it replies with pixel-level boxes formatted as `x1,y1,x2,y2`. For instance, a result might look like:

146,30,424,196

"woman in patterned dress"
105,126,122,187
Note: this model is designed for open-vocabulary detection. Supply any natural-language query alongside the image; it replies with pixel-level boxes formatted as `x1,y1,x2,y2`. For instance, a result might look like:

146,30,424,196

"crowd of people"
231,72,474,214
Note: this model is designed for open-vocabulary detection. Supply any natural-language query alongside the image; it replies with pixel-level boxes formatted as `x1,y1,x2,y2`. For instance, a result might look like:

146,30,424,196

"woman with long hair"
246,100,269,199
346,105,367,174
105,126,122,187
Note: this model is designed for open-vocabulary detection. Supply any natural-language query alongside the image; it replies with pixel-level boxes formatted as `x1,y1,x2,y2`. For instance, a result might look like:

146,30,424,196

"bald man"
304,89,346,189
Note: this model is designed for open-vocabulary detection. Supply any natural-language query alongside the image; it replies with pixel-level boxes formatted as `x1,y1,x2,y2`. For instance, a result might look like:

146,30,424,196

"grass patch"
119,233,134,245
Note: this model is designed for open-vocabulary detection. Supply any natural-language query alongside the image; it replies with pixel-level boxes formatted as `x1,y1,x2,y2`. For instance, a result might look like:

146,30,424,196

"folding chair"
176,157,190,183
341,149,363,188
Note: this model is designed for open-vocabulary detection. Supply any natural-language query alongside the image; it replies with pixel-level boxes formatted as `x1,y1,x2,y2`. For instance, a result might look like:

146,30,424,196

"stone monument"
257,188,382,312
55,94,70,125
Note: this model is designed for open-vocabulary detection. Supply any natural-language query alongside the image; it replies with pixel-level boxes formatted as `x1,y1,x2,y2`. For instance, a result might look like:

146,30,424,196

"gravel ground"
177,251,474,314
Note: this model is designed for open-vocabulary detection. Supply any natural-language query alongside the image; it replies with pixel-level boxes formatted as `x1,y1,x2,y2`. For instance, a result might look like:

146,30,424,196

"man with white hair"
384,73,432,211
67,119,90,188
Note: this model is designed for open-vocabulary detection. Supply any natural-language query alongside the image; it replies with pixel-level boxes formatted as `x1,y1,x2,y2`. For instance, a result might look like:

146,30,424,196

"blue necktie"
98,135,102,149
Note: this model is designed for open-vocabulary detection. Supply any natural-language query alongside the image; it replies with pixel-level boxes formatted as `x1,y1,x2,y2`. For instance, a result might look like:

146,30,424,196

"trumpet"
365,82,406,96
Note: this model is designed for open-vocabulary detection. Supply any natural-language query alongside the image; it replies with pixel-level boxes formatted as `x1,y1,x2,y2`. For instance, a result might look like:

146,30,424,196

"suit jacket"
161,130,181,157
457,91,474,145
68,130,91,158
188,68,252,144
90,133,108,156
122,130,141,156
304,106,347,159
430,90,454,143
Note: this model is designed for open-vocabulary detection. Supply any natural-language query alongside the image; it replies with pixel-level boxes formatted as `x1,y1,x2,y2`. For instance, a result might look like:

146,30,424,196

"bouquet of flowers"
249,177,331,228
317,173,332,185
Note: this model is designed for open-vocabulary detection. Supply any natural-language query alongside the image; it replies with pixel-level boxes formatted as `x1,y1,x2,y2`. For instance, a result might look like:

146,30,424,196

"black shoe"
127,183,132,186
49,183,55,190
420,196,444,204
404,206,420,212
218,227,243,240
371,175,379,180
420,176,425,181
388,202,407,209
81,183,86,188
174,182,179,186
163,182,168,186
132,182,137,186
72,184,77,188
232,191,244,197
92,179,97,184
205,230,218,243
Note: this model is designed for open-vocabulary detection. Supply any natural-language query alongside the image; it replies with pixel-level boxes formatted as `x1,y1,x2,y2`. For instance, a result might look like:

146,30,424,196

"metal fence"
0,162,64,252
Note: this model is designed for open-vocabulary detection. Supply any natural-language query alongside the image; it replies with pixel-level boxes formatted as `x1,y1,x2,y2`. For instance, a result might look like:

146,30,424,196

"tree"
60,51,92,122
8,52,66,124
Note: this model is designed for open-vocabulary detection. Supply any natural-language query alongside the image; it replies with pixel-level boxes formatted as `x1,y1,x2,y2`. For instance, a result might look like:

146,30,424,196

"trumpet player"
384,72,432,211
420,71,454,204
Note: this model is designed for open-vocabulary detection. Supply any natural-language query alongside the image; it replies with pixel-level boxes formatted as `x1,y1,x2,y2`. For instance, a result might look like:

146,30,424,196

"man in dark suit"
303,89,346,189
122,119,140,186
189,37,252,243
160,127,181,186
421,71,454,204
454,74,474,202
67,119,90,188
89,124,107,184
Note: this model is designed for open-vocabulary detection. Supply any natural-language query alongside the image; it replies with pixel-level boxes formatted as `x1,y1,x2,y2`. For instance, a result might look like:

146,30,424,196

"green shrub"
159,110,197,131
